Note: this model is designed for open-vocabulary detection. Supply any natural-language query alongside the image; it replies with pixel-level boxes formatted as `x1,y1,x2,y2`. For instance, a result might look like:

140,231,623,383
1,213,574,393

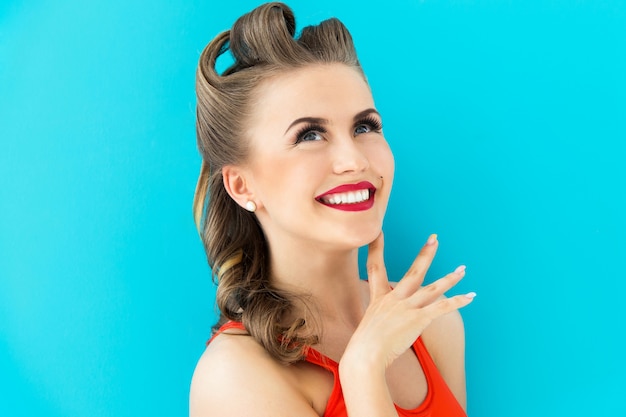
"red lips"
315,181,376,212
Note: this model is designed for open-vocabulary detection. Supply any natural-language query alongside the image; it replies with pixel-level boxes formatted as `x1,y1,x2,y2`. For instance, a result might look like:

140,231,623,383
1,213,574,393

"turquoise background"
1,0,625,415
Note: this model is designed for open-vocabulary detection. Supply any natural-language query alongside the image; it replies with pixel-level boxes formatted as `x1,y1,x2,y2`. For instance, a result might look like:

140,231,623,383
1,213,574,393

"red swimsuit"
210,321,467,417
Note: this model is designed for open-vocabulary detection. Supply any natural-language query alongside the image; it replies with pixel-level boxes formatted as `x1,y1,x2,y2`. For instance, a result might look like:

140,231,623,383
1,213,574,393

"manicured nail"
455,265,466,274
465,292,477,299
426,234,437,246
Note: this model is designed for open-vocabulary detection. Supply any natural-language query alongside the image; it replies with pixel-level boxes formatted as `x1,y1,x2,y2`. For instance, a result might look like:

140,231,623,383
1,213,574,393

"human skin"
227,63,394,257
189,63,474,417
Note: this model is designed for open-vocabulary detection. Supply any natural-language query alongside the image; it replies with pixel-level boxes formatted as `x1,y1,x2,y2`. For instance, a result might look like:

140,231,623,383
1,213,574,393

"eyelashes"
356,115,383,133
293,116,383,144
294,123,327,144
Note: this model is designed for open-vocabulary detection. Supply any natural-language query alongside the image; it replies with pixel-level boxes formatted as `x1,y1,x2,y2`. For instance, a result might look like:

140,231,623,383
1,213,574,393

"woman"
189,3,475,416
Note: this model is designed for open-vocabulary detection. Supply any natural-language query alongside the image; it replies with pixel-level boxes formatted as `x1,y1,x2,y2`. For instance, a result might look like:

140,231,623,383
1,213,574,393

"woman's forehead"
250,64,374,122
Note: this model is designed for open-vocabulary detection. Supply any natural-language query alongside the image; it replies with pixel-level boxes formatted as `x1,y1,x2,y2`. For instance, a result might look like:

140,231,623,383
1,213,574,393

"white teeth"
322,189,370,205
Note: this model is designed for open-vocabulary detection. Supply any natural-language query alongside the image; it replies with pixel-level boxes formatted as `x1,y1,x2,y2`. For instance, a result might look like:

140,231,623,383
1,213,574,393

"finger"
366,232,390,301
394,234,439,298
408,265,466,307
418,292,476,322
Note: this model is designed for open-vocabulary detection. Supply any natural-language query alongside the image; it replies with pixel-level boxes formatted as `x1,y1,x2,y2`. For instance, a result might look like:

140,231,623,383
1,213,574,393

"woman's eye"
301,131,323,142
295,125,326,144
354,116,383,136
354,124,372,135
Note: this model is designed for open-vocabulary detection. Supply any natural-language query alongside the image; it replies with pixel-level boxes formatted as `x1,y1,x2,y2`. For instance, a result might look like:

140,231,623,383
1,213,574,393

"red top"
210,321,467,417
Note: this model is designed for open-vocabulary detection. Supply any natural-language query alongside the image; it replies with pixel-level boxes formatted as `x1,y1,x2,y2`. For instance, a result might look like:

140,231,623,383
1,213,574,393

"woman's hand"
343,232,475,372
338,233,474,416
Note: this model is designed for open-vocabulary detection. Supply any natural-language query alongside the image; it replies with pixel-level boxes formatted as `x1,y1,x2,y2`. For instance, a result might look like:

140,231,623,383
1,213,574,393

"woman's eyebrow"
353,108,380,121
284,117,329,134
284,108,380,135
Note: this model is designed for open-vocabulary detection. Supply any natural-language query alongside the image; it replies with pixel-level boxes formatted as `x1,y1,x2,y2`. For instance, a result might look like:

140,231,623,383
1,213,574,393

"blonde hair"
193,2,363,363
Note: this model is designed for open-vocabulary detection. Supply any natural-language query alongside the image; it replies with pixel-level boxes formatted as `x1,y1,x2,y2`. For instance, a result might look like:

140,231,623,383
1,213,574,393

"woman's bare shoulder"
421,305,465,361
420,299,467,409
189,332,320,417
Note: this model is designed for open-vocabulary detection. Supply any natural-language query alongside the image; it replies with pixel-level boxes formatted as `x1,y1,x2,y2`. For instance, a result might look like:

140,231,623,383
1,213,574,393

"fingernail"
465,292,477,299
455,265,466,274
426,234,437,246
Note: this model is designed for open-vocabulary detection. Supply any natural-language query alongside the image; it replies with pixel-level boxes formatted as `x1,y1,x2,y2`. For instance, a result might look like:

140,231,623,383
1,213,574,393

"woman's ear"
222,165,259,212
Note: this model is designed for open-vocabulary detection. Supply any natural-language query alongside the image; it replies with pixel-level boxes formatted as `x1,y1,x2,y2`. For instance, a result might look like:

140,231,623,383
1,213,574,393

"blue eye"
354,124,372,134
301,131,323,142
354,116,383,136
294,124,326,144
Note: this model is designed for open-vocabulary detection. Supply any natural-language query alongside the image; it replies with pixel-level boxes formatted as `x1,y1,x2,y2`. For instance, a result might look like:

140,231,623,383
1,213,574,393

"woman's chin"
339,224,384,250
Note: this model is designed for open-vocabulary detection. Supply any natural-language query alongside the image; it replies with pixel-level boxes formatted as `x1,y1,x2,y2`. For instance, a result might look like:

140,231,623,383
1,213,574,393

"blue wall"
1,1,624,415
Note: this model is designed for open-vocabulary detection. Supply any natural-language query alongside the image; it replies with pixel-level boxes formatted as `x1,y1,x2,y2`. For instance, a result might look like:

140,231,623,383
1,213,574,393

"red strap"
207,321,247,345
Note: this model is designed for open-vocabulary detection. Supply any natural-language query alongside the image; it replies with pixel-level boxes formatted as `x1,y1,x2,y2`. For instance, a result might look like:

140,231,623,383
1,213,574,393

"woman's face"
241,63,394,251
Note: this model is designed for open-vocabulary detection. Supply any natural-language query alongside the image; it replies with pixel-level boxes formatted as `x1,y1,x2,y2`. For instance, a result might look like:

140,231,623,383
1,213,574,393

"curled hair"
193,2,363,364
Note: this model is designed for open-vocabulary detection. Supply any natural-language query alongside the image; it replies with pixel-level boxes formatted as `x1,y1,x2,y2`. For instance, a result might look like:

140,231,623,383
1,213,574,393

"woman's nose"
331,138,370,175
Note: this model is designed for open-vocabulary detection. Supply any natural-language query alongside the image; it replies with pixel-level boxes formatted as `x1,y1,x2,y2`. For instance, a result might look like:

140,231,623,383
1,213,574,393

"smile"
321,189,370,205
315,181,376,212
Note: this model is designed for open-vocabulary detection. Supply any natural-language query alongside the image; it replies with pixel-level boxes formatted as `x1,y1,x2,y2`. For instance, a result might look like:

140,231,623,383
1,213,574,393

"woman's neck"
268,237,368,329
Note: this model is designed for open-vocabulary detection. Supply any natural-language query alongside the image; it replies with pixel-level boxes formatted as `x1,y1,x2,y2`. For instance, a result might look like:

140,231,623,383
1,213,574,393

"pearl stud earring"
245,201,257,212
